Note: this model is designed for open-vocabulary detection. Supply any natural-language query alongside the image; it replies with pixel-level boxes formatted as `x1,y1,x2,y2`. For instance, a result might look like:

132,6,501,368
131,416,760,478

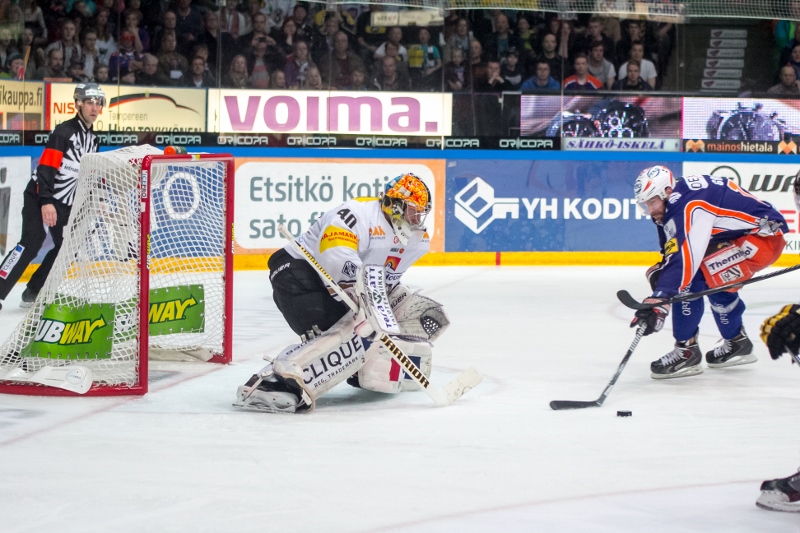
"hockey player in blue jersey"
630,165,787,379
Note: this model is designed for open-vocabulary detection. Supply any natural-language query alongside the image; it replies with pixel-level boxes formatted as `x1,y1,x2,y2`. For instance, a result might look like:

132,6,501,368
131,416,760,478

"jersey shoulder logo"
342,261,358,278
369,226,386,237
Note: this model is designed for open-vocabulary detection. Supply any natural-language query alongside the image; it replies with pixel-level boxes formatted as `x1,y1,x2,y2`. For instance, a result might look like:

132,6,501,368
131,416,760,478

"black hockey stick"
617,263,800,311
550,322,646,410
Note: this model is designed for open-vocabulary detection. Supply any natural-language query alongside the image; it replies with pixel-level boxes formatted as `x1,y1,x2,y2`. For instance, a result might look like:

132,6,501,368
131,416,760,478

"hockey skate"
234,364,313,414
651,335,703,379
20,287,37,308
705,327,756,368
757,469,800,512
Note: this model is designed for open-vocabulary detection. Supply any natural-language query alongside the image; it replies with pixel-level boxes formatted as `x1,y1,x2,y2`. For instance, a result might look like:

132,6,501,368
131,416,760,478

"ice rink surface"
2,266,800,533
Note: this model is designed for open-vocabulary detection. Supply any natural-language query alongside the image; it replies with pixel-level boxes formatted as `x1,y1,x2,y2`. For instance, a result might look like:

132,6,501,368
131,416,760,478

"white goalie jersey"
285,197,431,289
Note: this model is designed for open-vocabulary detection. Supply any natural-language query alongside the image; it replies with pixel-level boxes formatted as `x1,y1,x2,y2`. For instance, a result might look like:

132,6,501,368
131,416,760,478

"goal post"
0,146,235,396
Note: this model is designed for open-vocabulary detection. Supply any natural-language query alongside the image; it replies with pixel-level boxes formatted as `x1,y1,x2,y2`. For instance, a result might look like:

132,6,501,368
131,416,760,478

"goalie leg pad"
235,315,368,412
350,337,432,393
390,285,450,342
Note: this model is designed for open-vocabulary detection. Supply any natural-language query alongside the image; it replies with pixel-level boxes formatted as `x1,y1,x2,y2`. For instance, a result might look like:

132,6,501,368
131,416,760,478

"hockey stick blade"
549,400,601,410
549,323,646,411
0,365,93,394
617,263,800,310
437,367,483,406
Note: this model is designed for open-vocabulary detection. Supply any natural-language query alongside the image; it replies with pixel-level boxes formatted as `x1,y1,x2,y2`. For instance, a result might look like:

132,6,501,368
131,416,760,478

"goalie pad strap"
355,264,401,337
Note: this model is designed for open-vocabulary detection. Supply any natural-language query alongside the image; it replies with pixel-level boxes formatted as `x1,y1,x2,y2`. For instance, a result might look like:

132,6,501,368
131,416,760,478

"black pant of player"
0,183,71,301
268,248,350,337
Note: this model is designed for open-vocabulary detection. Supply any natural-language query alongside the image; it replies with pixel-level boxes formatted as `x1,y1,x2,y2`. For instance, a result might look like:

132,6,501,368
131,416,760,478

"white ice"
1,266,800,533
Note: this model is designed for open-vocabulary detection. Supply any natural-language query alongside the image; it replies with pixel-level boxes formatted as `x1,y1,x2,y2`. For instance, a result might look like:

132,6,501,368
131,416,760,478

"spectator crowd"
0,0,684,93
1,0,800,95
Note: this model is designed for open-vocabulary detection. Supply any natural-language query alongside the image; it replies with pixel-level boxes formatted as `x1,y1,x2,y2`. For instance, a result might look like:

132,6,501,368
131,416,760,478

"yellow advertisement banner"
0,80,44,130
47,83,207,132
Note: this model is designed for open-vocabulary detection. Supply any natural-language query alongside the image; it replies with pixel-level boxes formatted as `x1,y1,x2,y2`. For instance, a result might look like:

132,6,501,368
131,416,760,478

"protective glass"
794,168,800,212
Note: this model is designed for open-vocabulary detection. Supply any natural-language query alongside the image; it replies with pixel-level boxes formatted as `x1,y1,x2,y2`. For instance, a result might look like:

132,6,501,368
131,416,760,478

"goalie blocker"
235,265,450,413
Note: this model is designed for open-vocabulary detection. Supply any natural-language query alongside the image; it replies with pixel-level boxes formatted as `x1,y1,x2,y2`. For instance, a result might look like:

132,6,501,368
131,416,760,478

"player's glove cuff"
630,297,669,336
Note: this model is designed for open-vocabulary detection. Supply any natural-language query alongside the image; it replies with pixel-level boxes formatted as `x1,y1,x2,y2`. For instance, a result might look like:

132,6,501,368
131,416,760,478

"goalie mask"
381,173,431,245
634,165,674,213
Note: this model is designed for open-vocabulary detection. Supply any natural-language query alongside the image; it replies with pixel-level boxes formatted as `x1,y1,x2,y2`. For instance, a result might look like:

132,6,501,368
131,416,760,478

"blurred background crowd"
0,0,797,95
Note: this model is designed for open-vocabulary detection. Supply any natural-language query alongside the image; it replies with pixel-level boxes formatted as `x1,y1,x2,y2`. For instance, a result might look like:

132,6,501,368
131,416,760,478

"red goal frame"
0,152,235,397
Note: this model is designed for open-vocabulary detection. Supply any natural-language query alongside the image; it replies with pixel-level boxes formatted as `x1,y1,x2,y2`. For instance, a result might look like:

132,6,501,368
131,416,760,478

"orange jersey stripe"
679,199,761,288
39,148,63,169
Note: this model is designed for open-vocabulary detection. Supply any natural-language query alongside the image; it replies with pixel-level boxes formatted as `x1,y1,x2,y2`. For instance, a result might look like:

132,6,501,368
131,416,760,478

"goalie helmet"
73,82,106,107
381,173,431,245
634,165,674,211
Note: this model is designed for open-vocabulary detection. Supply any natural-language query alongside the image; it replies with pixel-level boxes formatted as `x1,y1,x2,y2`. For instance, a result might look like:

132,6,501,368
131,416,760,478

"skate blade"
651,365,704,380
756,492,800,513
707,353,757,369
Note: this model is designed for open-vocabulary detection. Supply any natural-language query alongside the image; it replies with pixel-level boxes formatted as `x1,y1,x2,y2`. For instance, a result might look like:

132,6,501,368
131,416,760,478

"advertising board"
683,97,800,154
0,157,31,257
447,158,675,252
682,162,800,257
521,95,681,151
234,158,445,254
208,90,452,136
0,80,44,130
47,84,207,132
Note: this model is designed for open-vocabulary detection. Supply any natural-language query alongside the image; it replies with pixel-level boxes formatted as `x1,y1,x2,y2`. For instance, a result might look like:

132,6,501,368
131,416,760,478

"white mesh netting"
0,145,231,391
306,0,795,21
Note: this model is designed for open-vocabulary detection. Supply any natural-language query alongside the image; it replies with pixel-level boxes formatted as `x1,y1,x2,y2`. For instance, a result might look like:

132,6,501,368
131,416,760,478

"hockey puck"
617,410,632,417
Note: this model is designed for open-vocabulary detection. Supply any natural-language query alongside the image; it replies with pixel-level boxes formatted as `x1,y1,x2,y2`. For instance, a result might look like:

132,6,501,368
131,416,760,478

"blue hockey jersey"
653,174,788,295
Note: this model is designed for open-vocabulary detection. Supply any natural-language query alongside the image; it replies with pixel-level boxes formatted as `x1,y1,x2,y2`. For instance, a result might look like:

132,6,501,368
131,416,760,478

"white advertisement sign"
208,90,452,136
48,83,207,131
235,158,445,253
682,162,800,256
0,157,33,257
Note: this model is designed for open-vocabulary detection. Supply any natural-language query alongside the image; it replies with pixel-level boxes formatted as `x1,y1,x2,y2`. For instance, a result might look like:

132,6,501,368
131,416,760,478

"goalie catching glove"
760,304,800,360
630,296,669,336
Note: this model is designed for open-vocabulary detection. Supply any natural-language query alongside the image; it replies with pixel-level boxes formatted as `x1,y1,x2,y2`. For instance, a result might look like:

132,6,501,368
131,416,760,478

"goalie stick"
0,365,93,394
550,322,646,410
617,263,800,311
277,224,482,407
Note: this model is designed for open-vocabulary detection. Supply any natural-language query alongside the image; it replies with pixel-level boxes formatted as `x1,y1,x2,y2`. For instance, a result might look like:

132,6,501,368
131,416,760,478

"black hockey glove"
760,304,800,360
630,297,669,336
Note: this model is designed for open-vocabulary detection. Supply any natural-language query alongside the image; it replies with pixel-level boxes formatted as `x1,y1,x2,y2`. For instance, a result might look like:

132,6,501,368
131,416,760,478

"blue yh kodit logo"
454,177,519,234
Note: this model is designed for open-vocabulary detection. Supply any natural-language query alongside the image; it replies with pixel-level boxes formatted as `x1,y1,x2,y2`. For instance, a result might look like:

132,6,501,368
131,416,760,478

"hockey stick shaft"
550,322,646,410
617,263,800,311
278,224,481,406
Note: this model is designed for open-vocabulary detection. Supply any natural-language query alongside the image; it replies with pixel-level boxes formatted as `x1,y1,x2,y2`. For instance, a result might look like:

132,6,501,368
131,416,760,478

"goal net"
0,146,235,396
310,0,792,21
